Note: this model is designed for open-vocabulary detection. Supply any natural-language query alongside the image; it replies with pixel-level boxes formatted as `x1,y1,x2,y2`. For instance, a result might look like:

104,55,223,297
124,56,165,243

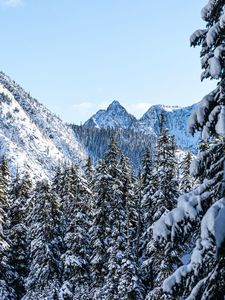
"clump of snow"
190,29,207,46
163,198,225,296
201,0,221,21
206,23,221,47
208,57,221,78
214,199,225,252
215,106,225,137
152,179,215,244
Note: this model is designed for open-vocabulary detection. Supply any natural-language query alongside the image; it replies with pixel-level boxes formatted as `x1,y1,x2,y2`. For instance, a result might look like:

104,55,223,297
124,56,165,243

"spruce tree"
149,1,225,298
60,165,91,300
143,116,180,299
0,167,16,299
84,155,95,185
141,148,155,229
9,172,32,299
90,160,114,299
101,138,126,299
117,154,143,300
179,152,194,193
23,180,63,300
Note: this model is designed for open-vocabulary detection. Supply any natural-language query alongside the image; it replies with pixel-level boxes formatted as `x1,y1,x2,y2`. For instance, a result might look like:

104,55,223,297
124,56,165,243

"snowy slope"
83,102,200,152
0,72,87,179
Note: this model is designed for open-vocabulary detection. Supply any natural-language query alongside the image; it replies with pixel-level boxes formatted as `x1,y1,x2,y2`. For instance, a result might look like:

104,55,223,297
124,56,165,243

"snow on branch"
152,179,215,245
162,197,225,296
201,0,223,21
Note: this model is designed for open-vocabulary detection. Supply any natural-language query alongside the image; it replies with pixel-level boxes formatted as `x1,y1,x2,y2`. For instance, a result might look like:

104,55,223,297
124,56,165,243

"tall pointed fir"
90,159,114,299
60,165,92,300
141,148,154,228
90,138,127,299
143,114,180,299
149,1,225,299
100,138,126,299
23,180,63,300
117,154,144,300
139,149,155,296
52,165,73,225
152,114,179,220
84,156,95,186
9,172,32,299
179,152,194,193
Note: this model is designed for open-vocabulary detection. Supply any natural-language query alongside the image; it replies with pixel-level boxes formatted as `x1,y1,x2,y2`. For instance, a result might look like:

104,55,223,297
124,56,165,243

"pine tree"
141,148,155,228
117,154,144,300
143,116,180,299
23,180,63,300
179,152,194,193
149,1,225,298
52,165,77,233
84,155,95,185
90,138,131,299
90,160,113,299
9,172,32,299
101,138,126,299
60,165,92,300
0,168,16,299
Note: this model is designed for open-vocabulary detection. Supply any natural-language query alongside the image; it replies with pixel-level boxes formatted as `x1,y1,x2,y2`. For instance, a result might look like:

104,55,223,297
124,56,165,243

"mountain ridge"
82,100,199,152
0,71,87,179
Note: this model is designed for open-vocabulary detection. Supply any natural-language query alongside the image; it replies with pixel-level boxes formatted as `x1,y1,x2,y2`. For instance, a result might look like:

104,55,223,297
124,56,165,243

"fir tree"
143,116,180,299
84,155,95,185
149,1,225,298
179,151,194,193
90,160,113,299
9,172,32,299
117,154,144,300
23,180,63,300
0,168,16,299
60,165,92,300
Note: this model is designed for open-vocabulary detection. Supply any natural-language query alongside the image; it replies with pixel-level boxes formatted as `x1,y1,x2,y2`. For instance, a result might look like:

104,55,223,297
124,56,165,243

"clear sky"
0,0,216,124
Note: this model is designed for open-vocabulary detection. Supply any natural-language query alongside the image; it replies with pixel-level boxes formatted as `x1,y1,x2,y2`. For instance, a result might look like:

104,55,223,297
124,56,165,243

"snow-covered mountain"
139,104,199,151
84,100,139,130
83,101,199,152
0,72,87,179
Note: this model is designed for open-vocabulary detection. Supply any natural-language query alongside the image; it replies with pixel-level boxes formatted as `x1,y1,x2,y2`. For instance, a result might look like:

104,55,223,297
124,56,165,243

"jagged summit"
107,100,126,111
83,101,199,152
84,100,138,130
0,71,87,179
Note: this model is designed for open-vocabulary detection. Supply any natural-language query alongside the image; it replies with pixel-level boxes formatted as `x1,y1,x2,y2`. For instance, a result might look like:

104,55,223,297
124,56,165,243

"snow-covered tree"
143,116,180,299
117,154,144,300
149,1,225,298
90,160,114,299
141,148,154,228
60,165,92,300
179,151,194,193
90,138,142,299
0,166,16,299
9,172,32,299
99,138,126,299
23,180,63,300
84,155,95,185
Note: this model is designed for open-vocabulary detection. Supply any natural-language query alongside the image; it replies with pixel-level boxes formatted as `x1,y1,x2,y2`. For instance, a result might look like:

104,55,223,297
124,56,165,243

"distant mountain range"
82,100,199,150
73,100,200,171
0,72,199,178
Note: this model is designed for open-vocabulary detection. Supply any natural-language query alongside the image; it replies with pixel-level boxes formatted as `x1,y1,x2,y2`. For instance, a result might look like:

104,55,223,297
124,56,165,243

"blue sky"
0,0,216,123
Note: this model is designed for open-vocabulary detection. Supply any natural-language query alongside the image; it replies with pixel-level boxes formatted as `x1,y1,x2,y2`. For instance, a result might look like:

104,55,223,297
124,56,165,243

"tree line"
0,119,195,299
